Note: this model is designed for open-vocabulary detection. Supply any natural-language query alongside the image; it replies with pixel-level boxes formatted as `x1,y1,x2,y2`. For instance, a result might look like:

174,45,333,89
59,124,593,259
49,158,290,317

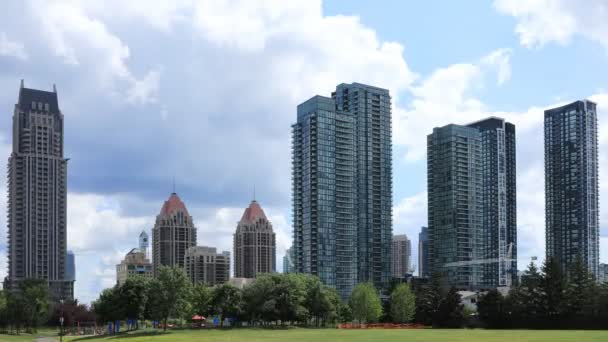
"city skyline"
0,1,607,304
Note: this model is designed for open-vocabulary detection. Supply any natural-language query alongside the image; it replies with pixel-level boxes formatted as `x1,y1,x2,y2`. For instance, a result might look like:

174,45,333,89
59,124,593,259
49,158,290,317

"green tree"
507,261,543,326
92,286,122,324
415,273,442,325
146,266,192,331
477,289,505,328
19,279,50,332
563,256,598,323
118,276,150,329
390,283,416,323
540,257,565,322
434,287,463,328
349,283,382,323
191,283,213,317
211,283,242,327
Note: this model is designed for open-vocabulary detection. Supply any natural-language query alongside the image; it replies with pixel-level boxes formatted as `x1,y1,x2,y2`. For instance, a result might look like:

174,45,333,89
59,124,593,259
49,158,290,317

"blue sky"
0,0,607,303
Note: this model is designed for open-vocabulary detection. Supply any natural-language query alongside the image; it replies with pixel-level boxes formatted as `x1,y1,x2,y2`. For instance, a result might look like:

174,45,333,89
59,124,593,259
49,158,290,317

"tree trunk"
163,317,167,331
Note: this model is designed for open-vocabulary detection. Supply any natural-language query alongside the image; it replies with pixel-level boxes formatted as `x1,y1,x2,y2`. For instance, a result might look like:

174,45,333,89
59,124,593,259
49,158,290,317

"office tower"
545,100,599,277
283,247,294,274
292,83,392,298
139,230,149,258
152,192,197,275
391,234,411,279
5,81,73,301
467,118,517,288
65,251,75,282
418,227,430,278
184,246,230,286
234,200,276,278
599,263,608,284
116,248,153,285
427,124,483,289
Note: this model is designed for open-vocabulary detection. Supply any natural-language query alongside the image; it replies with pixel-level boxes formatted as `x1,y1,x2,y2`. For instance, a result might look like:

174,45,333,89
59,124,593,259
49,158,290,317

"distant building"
234,200,276,278
292,83,393,298
283,247,294,274
599,263,608,284
66,251,75,282
418,227,430,278
5,81,73,301
228,277,255,289
391,234,411,279
184,246,230,286
116,248,153,285
139,231,149,258
545,100,599,278
152,193,197,275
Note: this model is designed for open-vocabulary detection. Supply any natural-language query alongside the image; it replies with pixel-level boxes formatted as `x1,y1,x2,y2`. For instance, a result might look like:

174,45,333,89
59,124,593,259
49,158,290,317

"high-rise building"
427,124,483,289
233,200,276,278
292,83,392,298
152,192,197,275
283,247,294,274
184,246,230,286
418,227,430,278
545,100,599,277
467,118,517,288
116,248,153,285
139,230,149,258
66,251,75,282
391,234,411,279
427,118,517,290
599,263,608,284
5,81,73,301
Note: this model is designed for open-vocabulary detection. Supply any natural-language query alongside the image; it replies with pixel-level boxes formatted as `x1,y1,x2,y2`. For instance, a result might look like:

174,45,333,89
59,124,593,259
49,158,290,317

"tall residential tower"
391,234,411,279
545,100,599,277
5,81,73,301
292,83,392,297
233,200,276,278
152,193,197,275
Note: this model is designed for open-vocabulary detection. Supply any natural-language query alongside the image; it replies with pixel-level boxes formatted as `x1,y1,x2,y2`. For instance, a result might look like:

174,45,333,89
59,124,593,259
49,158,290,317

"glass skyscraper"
544,100,599,278
292,83,392,298
418,226,430,278
427,117,516,289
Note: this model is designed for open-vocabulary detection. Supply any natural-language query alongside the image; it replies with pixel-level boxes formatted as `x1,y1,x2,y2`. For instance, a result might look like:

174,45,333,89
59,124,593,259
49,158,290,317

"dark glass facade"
544,100,599,277
418,226,430,278
292,83,392,298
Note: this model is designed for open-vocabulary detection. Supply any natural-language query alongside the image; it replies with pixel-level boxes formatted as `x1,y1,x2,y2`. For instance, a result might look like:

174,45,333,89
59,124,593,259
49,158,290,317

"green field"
46,328,608,342
3,328,608,342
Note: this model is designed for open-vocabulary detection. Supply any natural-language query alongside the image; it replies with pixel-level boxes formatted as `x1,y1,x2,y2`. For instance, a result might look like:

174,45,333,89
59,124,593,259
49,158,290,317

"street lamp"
60,298,64,342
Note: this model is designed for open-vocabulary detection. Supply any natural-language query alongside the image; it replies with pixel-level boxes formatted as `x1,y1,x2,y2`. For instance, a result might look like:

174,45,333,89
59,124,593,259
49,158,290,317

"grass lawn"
0,328,59,342
59,328,608,342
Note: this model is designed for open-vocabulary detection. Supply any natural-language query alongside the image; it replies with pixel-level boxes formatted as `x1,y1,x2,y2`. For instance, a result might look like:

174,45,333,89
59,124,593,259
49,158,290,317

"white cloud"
494,0,608,49
0,32,28,60
481,48,512,85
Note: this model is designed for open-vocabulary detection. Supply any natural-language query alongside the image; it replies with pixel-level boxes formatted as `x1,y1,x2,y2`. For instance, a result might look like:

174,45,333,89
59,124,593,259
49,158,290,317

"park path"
35,337,56,342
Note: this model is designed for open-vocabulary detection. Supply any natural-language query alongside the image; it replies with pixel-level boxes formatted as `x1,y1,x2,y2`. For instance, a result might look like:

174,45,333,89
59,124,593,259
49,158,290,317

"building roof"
239,200,267,223
159,192,189,216
18,85,60,113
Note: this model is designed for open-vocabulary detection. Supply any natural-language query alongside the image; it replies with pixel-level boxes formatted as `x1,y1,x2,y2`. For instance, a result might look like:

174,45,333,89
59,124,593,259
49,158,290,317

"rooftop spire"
20,79,24,89
53,83,57,93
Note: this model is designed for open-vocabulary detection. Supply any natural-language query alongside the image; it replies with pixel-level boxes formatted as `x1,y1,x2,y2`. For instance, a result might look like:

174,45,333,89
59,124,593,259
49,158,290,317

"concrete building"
234,200,276,278
283,247,294,274
418,227,430,278
5,81,73,301
184,246,230,286
427,118,517,290
292,83,393,298
545,100,599,278
66,251,75,282
116,248,153,285
391,234,411,279
152,193,197,275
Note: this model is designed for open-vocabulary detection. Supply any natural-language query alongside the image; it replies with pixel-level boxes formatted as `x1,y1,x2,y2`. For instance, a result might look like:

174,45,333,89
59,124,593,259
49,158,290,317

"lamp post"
59,298,64,342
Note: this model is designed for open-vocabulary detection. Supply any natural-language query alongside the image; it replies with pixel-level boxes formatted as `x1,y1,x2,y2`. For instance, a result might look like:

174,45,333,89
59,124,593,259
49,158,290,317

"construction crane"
441,242,515,287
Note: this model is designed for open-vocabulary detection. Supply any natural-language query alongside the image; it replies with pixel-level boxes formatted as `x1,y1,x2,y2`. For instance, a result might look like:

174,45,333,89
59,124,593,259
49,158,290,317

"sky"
0,0,607,304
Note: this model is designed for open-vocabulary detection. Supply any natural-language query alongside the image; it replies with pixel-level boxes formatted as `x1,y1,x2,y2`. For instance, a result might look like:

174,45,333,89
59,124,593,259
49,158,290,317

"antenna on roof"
53,83,57,93
172,175,176,194
20,79,24,89
253,184,256,201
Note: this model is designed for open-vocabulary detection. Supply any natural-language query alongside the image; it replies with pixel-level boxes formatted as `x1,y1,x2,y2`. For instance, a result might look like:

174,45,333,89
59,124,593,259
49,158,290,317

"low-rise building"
185,246,230,286
116,248,153,285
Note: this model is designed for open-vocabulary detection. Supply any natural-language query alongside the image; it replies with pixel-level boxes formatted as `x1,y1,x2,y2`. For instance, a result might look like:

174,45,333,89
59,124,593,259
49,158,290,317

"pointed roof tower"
159,192,189,216
239,200,267,224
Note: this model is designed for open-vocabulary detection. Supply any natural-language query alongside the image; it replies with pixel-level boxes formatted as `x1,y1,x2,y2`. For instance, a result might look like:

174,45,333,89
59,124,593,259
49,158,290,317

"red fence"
337,323,426,329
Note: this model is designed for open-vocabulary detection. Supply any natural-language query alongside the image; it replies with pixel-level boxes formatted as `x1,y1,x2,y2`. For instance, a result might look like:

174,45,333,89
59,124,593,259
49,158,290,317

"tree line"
477,257,608,329
92,265,424,330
